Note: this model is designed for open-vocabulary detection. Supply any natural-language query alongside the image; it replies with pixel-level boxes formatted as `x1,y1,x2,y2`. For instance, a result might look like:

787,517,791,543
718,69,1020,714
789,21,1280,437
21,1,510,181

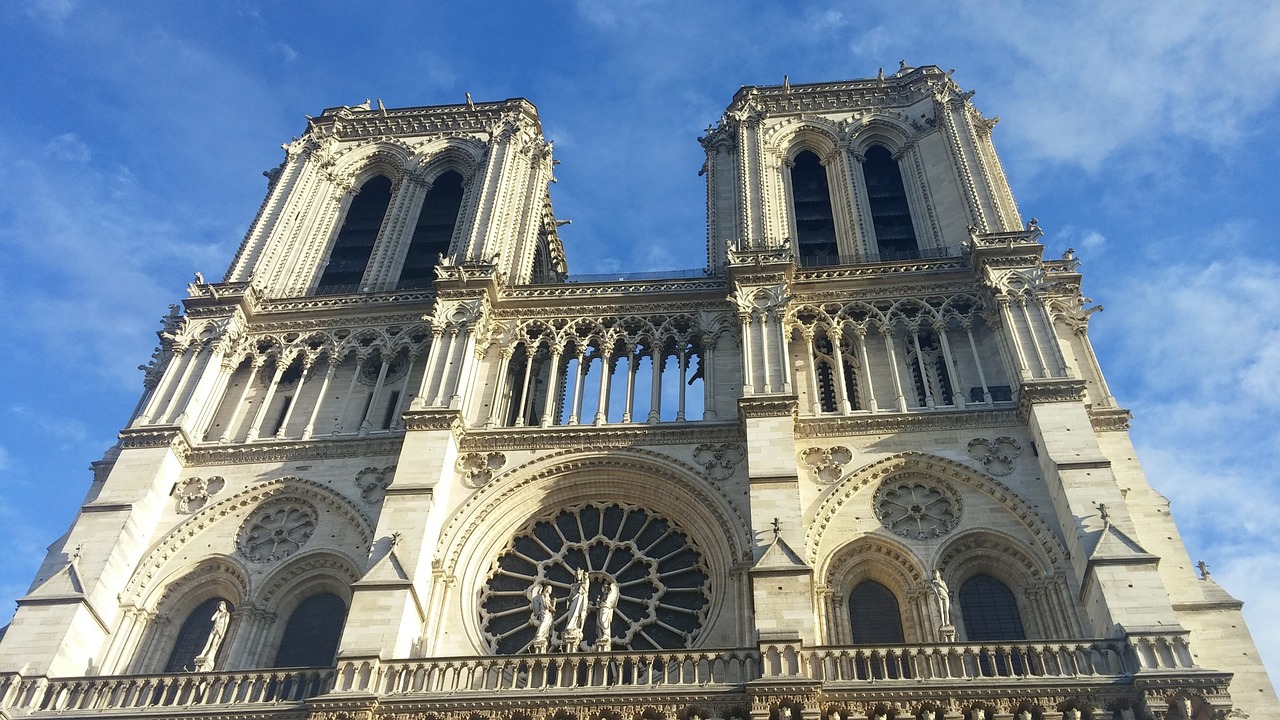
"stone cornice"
118,426,193,463
796,408,1020,438
1017,379,1089,420
185,436,404,467
739,396,799,419
457,422,743,452
1088,406,1133,432
794,257,969,283
314,97,540,141
403,409,464,433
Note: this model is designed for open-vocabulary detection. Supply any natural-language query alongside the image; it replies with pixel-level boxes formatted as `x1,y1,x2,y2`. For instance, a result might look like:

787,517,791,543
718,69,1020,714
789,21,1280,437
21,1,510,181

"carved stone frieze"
457,422,743,453
795,410,1019,438
799,446,853,484
185,437,403,466
457,451,506,488
966,436,1022,476
402,408,464,432
693,443,746,481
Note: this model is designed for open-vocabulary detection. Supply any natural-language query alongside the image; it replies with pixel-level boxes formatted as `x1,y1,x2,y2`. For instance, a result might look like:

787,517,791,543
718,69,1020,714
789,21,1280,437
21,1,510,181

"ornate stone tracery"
236,497,319,563
873,474,961,539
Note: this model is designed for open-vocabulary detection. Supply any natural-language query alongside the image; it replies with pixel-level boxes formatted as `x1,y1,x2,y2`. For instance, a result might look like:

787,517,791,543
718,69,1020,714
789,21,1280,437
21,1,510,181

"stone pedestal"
939,624,956,642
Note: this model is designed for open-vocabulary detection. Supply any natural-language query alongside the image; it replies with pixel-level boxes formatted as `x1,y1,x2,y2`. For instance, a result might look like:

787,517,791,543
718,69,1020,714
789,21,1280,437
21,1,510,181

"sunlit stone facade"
1,65,1275,720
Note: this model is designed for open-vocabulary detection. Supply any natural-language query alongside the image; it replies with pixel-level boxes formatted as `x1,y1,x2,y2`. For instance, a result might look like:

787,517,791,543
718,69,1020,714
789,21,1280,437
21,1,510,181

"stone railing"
333,648,761,695
0,667,332,715
792,640,1131,682
0,634,1201,715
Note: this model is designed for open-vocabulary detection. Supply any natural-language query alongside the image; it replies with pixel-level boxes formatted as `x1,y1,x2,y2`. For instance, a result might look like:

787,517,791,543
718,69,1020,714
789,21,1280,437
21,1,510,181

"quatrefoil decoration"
457,452,507,488
354,465,396,503
967,436,1022,476
799,446,854,484
173,475,225,513
692,443,745,481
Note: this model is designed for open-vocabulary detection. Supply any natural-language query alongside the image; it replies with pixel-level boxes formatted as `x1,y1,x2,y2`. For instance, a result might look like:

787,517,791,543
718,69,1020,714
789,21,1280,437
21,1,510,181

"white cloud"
956,0,1280,169
272,42,297,63
44,132,90,162
22,0,74,26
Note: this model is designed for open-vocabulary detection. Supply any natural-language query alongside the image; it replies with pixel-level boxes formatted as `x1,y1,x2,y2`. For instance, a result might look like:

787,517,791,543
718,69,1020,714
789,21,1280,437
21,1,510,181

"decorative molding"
185,436,404,466
458,422,743,452
795,409,1019,438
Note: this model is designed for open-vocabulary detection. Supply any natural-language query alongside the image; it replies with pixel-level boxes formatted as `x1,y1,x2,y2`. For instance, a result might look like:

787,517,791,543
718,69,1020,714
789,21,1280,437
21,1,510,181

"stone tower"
0,66,1274,720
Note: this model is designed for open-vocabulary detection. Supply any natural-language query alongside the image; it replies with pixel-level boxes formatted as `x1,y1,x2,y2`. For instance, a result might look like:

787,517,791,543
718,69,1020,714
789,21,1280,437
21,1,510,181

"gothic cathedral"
1,66,1275,720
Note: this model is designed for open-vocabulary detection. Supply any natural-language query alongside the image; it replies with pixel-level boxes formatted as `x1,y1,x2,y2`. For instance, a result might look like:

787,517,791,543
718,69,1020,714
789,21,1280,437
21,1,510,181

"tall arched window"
273,593,348,668
398,170,464,289
164,597,234,673
848,580,905,644
959,574,1025,641
791,150,838,262
317,174,393,294
862,145,918,260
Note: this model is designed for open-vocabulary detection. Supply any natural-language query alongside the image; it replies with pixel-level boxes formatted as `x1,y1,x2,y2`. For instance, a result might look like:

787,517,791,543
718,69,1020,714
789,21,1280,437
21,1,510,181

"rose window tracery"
480,502,710,654
236,498,318,563
873,475,960,540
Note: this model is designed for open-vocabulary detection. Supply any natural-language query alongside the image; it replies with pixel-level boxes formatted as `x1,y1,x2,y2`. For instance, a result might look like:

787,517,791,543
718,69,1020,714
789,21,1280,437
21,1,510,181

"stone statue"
921,711,936,720
530,582,555,653
972,709,988,720
193,601,231,671
929,571,951,626
1018,711,1033,720
1066,709,1083,720
562,569,590,649
594,576,621,651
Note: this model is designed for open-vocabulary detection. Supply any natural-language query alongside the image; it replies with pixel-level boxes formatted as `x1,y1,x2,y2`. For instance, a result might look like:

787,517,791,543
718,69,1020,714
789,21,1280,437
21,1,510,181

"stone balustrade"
0,667,332,715
0,633,1204,716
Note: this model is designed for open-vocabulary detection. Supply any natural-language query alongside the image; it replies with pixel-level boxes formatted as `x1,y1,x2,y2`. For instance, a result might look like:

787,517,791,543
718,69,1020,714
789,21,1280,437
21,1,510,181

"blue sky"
2,0,1278,682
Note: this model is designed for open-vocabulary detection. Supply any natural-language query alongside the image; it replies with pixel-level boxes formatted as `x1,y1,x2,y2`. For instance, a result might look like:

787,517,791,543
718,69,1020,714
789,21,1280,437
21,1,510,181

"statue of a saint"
529,582,555,653
562,569,591,649
193,601,231,671
929,571,951,626
593,577,620,651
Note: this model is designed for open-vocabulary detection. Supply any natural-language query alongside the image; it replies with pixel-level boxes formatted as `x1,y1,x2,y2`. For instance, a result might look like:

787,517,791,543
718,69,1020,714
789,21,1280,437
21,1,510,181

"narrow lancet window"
164,598,234,673
863,145,918,260
791,150,839,261
399,170,464,289
317,175,393,294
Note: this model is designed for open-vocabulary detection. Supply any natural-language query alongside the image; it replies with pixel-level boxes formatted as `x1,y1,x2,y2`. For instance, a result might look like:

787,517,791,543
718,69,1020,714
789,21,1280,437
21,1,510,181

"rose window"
873,475,960,540
236,498,318,563
480,502,710,654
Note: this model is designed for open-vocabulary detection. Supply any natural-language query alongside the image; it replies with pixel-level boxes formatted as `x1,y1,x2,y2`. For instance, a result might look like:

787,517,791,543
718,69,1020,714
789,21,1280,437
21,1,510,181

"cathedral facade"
0,66,1274,720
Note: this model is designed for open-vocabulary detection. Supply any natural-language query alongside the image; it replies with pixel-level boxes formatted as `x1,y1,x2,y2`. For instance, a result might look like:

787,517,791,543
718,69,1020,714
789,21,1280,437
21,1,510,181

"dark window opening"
273,593,347,668
381,390,401,430
164,598,234,673
849,580,905,645
863,145,918,260
791,151,838,261
399,171,464,289
317,175,393,294
270,397,293,437
960,574,1025,642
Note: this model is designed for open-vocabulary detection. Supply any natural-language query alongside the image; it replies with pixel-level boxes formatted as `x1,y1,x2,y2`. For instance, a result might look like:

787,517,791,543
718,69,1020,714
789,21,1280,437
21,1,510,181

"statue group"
530,569,621,653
